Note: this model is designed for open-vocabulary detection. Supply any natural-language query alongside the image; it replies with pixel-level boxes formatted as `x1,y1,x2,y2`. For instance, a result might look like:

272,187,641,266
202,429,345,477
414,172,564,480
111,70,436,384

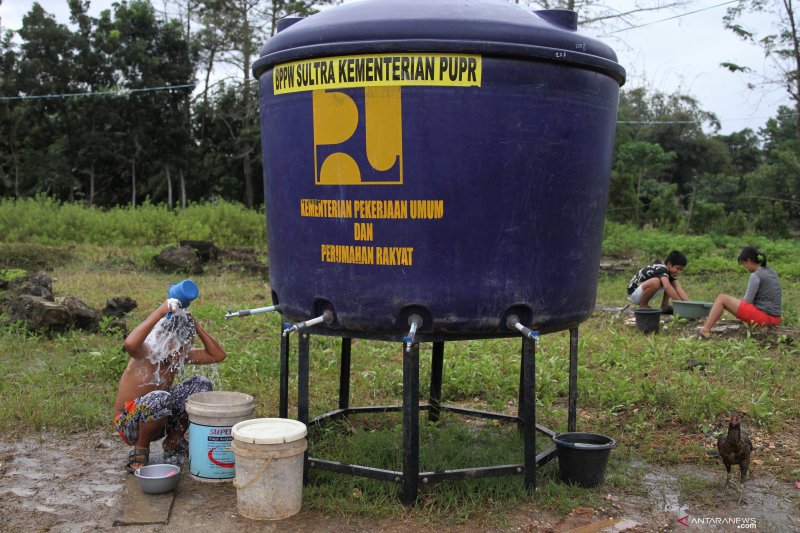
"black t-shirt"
627,264,673,295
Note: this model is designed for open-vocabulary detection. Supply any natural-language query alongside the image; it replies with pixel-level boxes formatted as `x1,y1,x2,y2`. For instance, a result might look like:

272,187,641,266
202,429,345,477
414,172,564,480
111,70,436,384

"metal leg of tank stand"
517,338,525,433
522,335,536,492
298,332,310,485
298,333,310,424
279,327,290,418
568,327,578,432
402,341,420,505
428,341,444,423
339,337,352,410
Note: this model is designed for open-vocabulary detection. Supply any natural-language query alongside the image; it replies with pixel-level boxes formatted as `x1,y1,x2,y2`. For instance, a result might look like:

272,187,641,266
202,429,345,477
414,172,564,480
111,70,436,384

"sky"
0,0,792,134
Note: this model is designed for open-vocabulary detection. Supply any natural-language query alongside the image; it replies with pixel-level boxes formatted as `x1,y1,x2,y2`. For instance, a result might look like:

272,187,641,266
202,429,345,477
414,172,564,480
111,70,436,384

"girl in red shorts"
698,246,782,338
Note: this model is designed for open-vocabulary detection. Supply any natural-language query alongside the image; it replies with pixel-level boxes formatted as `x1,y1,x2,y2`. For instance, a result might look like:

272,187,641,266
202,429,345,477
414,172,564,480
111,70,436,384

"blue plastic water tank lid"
253,0,625,85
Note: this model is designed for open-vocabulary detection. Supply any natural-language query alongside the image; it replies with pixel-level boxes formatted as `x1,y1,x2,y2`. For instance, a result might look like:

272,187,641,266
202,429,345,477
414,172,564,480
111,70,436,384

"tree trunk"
61,100,79,203
182,71,193,210
89,162,95,207
131,158,137,207
243,143,254,208
131,137,143,207
784,0,800,138
180,169,187,209
241,13,255,209
635,171,644,226
13,154,20,199
201,47,216,147
166,167,173,209
9,124,20,198
686,184,696,232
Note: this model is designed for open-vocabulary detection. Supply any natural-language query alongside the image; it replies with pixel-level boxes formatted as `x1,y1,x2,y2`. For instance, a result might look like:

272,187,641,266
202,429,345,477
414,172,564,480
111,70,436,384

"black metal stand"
279,325,290,418
280,327,580,505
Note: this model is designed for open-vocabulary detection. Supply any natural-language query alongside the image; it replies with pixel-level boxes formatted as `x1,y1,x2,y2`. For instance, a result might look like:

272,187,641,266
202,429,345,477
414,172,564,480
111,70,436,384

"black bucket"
554,432,616,488
634,308,661,334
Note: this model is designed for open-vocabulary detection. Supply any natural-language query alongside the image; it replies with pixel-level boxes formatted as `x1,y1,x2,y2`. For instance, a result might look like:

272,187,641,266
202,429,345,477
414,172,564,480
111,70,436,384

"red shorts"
736,301,781,326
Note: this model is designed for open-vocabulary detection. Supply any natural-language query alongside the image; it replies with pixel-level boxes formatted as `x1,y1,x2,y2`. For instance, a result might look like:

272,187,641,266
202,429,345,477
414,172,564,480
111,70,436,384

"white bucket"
186,391,255,482
231,418,308,520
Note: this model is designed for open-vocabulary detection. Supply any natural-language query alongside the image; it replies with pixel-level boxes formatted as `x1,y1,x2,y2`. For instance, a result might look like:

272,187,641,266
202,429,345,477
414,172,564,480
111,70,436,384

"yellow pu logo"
313,87,403,185
273,53,480,186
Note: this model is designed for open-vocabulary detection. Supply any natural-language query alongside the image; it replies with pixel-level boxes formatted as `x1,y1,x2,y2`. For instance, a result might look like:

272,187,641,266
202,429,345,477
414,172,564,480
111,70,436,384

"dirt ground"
1,430,799,533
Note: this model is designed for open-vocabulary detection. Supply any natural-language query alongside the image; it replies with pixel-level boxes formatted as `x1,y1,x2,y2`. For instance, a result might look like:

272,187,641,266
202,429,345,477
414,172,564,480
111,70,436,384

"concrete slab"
113,474,175,526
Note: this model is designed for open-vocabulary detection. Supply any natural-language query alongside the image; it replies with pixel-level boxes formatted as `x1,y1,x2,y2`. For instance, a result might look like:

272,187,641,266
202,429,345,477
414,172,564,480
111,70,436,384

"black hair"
738,246,766,266
664,250,687,267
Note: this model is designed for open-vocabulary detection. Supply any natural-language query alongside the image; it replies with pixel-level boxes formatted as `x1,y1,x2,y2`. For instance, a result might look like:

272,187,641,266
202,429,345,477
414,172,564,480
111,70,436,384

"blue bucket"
168,279,199,310
186,391,256,482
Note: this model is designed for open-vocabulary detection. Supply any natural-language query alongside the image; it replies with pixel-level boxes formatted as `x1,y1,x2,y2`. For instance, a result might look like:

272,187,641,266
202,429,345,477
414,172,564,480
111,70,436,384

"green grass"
301,412,633,523
678,472,721,508
0,324,126,431
1,259,797,522
0,196,266,249
0,203,799,524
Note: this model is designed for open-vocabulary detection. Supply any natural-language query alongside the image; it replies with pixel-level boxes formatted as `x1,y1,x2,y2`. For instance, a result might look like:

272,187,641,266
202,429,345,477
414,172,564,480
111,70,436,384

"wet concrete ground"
1,431,798,532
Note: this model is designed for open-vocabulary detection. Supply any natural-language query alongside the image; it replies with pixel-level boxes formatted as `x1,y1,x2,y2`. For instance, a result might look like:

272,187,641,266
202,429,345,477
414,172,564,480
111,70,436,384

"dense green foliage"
603,221,800,278
0,0,333,208
2,1,799,237
2,198,798,275
0,195,265,247
611,90,800,237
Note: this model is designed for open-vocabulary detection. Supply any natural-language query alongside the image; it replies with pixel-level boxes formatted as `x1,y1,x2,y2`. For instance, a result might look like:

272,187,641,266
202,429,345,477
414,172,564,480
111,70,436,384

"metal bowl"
673,300,713,319
134,464,180,494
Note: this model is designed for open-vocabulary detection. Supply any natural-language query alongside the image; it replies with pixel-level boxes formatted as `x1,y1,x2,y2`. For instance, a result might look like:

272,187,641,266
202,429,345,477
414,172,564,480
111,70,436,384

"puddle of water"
96,495,118,507
635,459,690,524
91,483,123,493
24,501,57,513
6,467,51,480
48,521,102,533
630,458,800,532
3,433,127,517
3,487,36,497
44,493,79,506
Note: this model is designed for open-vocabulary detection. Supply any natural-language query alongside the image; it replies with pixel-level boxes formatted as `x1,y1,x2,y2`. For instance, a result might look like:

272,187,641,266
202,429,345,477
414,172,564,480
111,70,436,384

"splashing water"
143,310,196,386
176,363,222,390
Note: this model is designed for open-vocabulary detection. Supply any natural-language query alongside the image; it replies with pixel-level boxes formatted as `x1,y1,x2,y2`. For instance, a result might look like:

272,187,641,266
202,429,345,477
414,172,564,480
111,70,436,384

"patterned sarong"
114,375,212,445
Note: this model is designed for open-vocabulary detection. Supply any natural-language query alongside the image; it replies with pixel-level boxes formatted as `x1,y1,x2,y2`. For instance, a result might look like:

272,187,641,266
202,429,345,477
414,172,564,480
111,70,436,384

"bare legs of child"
128,418,168,471
698,294,740,338
162,412,189,452
635,277,667,308
128,412,190,470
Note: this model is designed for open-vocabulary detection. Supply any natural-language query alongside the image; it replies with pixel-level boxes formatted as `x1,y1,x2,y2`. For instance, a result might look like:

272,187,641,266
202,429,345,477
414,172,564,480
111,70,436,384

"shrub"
0,196,266,249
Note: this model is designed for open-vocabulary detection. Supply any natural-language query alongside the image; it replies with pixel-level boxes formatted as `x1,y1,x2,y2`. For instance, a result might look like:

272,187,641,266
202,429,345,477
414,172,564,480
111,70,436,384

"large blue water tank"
253,0,625,339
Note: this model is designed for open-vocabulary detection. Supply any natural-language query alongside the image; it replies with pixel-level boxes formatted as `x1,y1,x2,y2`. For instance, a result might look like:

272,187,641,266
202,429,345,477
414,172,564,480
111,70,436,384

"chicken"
717,414,753,503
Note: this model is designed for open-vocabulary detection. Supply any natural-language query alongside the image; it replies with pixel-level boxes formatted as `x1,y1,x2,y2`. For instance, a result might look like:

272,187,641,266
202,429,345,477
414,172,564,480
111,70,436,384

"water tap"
506,315,539,342
403,314,423,352
282,310,334,337
225,304,282,320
